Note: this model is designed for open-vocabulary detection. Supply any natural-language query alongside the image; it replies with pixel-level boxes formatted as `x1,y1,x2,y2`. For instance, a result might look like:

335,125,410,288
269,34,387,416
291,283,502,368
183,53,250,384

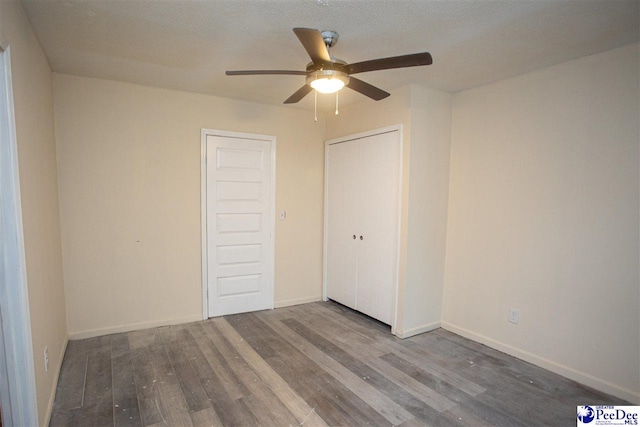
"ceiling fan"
226,28,433,104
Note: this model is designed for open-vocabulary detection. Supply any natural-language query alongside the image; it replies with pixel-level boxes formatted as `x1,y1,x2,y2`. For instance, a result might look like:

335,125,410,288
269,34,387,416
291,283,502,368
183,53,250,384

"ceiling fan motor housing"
306,57,347,72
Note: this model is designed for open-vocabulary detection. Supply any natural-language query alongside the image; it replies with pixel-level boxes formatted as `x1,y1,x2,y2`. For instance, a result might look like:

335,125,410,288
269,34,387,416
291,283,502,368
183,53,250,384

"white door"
325,141,360,309
205,132,275,317
324,128,401,326
354,131,400,325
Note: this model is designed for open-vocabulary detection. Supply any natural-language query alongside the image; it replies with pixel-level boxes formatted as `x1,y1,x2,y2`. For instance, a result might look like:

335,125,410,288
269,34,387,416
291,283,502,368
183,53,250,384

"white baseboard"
69,299,327,339
395,321,441,339
43,336,68,426
68,314,203,340
274,295,322,309
441,321,640,404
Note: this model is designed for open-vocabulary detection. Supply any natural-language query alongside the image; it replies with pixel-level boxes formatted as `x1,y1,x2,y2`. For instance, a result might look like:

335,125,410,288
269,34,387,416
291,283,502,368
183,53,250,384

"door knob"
353,235,356,239
360,235,363,240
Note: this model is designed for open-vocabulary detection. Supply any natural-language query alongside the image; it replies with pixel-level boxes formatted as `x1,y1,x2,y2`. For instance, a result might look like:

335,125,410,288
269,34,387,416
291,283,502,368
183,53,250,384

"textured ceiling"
20,0,640,110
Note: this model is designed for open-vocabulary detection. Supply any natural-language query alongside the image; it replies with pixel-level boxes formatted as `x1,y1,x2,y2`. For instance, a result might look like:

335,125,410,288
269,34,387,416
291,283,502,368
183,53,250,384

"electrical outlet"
44,346,49,372
509,308,519,324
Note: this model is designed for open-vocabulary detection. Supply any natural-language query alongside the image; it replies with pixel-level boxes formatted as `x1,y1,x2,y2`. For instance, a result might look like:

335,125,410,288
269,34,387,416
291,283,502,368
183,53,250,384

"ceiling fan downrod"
321,30,339,52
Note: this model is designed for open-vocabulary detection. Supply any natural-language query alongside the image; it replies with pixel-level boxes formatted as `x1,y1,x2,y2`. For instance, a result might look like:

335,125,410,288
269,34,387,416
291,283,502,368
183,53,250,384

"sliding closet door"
355,131,400,325
325,141,359,309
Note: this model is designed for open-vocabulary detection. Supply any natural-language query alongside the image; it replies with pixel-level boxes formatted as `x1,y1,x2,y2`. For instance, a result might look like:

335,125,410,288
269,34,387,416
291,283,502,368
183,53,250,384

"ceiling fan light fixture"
307,70,350,94
227,28,430,104
311,78,344,93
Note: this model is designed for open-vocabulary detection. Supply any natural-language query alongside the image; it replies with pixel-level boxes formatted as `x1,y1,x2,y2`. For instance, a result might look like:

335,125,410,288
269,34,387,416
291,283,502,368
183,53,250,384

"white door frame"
0,45,39,426
200,128,276,319
323,124,404,335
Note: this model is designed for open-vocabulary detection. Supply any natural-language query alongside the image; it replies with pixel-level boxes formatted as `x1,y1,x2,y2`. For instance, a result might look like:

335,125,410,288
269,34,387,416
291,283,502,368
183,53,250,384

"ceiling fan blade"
226,70,308,76
343,52,433,75
346,77,390,101
284,85,313,104
293,28,331,67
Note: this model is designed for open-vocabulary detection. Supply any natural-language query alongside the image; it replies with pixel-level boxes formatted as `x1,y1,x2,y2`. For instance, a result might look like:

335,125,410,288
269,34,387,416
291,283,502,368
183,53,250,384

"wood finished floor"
50,301,627,427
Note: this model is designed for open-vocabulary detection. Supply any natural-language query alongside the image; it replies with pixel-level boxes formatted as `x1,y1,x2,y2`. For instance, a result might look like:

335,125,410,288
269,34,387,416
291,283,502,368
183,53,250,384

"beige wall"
0,1,67,424
403,86,452,335
443,43,640,402
325,85,452,337
52,74,325,338
11,13,634,417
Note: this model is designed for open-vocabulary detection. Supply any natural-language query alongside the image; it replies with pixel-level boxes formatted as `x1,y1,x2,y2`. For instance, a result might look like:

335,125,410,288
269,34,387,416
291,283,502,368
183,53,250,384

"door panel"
356,132,400,324
206,135,274,316
325,141,359,309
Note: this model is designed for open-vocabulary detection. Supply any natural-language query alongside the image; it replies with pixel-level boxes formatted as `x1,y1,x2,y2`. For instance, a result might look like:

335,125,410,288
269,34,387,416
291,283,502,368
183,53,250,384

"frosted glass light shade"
310,77,345,93
307,70,350,94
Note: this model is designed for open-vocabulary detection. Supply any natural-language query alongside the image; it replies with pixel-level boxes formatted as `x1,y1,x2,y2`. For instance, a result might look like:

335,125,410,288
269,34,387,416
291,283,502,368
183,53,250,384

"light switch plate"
509,308,519,324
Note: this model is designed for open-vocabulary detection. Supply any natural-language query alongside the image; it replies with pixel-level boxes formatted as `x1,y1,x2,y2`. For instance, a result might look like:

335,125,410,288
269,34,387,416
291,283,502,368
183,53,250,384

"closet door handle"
353,235,356,240
360,235,363,240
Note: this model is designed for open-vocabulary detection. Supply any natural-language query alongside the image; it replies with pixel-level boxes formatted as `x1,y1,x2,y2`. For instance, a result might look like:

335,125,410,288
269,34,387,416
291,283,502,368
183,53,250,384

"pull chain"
335,91,339,115
314,89,318,122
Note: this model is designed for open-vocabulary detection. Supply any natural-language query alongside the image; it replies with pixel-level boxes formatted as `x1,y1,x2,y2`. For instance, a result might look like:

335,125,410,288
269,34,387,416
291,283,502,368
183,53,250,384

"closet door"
325,127,401,326
325,141,359,309
355,132,400,325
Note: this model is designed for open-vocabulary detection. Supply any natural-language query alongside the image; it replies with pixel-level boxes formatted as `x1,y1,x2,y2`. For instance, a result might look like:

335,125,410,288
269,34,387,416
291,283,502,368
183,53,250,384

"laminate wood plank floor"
50,301,629,427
